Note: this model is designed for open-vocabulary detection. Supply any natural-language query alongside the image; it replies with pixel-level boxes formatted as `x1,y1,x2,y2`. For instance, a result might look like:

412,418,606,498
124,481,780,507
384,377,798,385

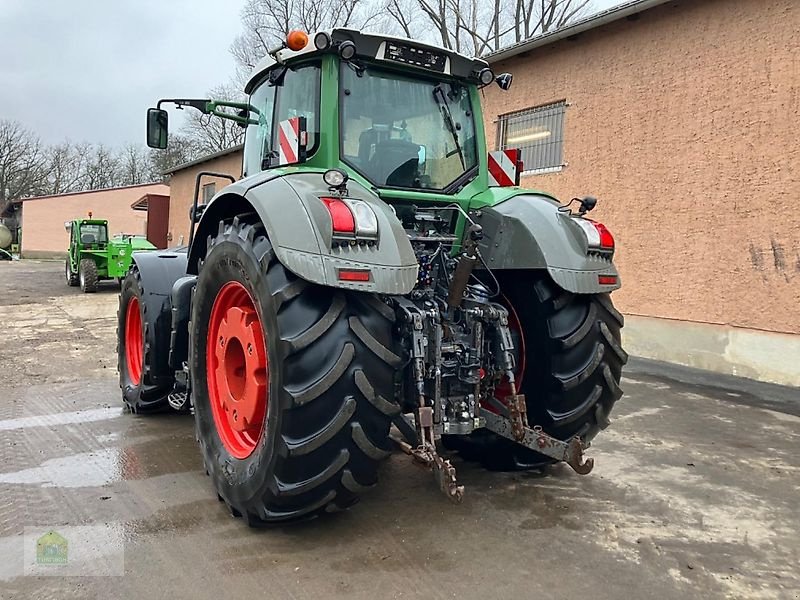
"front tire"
65,258,78,286
446,273,627,470
79,258,97,293
191,217,400,525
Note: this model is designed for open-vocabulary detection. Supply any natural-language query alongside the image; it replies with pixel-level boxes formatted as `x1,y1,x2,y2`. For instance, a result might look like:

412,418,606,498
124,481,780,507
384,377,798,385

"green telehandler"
118,28,627,525
65,218,155,292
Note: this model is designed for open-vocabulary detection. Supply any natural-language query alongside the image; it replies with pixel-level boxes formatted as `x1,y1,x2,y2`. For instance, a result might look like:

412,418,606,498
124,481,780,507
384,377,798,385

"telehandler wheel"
191,217,400,525
78,258,98,293
65,258,78,287
444,273,627,470
117,265,172,413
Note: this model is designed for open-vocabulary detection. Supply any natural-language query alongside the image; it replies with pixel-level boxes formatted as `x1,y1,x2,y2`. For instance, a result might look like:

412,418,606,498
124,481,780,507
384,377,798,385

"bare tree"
182,83,247,155
231,0,384,75
231,0,592,69
43,141,91,194
0,120,46,209
387,0,593,56
146,133,204,182
118,143,151,186
82,144,120,190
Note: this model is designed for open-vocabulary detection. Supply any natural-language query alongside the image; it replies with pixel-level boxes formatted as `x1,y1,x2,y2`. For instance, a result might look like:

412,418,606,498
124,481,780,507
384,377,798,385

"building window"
202,182,216,203
498,100,566,174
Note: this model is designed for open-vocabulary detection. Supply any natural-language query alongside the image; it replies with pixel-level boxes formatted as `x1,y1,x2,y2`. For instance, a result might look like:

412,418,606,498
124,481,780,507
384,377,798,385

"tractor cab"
65,219,108,249
78,221,108,249
147,29,513,198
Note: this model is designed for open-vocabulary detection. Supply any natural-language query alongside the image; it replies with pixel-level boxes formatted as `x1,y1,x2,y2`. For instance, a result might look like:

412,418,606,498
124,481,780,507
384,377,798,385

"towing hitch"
480,409,594,475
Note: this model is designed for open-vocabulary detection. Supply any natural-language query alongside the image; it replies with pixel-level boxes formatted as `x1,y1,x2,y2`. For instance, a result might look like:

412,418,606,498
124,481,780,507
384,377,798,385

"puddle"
0,448,122,488
0,407,122,431
0,431,203,488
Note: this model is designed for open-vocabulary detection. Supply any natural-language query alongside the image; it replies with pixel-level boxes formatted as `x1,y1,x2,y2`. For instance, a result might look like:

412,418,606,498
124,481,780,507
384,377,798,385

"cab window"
80,224,107,245
243,63,320,175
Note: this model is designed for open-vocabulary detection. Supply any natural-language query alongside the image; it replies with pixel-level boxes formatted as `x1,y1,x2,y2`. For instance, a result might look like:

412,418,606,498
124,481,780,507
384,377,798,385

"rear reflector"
598,275,618,285
338,269,371,282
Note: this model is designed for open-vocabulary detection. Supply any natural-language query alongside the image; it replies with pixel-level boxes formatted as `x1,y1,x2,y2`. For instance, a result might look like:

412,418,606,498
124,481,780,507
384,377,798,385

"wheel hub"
207,282,268,459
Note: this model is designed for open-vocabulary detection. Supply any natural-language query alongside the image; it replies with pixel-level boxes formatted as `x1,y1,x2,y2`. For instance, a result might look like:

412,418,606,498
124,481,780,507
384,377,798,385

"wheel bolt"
233,410,238,422
219,336,225,347
247,344,253,355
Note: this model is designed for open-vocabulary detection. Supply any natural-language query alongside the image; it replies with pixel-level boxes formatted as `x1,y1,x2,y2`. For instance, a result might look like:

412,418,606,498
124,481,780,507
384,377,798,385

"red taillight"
592,221,615,250
321,197,355,234
338,269,371,282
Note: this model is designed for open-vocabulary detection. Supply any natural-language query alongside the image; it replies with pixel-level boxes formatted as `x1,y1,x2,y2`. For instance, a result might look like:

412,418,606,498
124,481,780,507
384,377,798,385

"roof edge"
163,144,244,175
484,0,674,63
19,181,168,203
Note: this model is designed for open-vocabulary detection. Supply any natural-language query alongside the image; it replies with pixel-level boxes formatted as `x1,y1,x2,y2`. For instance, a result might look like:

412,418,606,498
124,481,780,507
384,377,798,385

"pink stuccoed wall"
21,183,169,258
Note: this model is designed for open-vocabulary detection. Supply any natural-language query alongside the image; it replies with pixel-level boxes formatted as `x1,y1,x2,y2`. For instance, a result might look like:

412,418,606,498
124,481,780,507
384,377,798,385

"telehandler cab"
118,28,627,524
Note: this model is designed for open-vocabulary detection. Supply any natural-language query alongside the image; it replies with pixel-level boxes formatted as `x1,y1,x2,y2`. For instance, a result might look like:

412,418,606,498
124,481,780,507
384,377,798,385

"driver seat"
368,139,420,187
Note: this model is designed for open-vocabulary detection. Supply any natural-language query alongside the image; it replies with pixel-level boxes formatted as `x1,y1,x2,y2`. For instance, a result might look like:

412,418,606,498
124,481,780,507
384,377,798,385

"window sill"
521,165,564,176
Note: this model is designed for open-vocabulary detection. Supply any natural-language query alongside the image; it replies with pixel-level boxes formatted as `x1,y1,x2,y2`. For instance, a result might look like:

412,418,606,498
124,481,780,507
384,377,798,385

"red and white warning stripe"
278,117,300,165
488,149,522,187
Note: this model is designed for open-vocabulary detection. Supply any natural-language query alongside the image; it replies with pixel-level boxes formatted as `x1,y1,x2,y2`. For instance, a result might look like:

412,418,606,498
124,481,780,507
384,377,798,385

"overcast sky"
0,0,623,148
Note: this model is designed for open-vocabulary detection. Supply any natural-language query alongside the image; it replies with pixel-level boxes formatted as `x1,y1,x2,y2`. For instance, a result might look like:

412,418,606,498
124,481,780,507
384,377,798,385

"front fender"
190,170,418,294
474,194,620,294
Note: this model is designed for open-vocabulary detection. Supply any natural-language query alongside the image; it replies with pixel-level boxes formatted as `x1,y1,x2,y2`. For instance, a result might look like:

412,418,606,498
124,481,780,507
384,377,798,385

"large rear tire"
445,272,627,470
79,258,97,293
191,217,400,525
117,266,172,413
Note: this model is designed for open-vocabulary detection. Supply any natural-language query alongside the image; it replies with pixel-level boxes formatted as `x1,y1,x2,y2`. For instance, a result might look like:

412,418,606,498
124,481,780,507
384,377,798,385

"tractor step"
167,391,190,412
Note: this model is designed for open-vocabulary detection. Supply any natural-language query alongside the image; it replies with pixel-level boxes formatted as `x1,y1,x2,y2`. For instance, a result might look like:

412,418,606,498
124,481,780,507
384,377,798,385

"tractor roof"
245,29,491,94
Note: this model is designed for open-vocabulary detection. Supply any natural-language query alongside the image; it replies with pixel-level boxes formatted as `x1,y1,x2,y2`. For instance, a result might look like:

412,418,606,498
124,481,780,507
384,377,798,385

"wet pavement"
0,260,798,599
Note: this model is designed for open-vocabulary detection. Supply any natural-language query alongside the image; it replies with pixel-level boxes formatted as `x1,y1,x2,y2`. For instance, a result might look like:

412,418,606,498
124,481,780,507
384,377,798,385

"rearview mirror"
147,108,168,149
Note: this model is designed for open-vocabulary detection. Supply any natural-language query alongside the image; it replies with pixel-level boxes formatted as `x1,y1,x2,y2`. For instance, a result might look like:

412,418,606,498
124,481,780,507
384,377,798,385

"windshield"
80,224,107,244
340,66,478,190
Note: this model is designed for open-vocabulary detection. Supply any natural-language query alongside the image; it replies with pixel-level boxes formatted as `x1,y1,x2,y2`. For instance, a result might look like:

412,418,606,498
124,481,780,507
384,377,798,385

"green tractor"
119,29,627,525
65,218,155,293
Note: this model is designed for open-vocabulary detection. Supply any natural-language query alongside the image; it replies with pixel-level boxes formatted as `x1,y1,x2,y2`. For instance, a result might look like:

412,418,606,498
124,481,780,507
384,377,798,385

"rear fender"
129,250,188,383
188,171,418,294
474,194,620,294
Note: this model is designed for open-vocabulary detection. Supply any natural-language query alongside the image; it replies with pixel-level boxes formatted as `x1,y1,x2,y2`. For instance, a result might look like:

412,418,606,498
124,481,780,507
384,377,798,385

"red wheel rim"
490,295,526,409
125,297,144,386
206,281,269,459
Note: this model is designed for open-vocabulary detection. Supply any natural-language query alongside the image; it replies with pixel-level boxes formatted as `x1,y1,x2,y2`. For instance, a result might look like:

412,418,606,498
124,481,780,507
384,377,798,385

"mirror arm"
207,100,259,126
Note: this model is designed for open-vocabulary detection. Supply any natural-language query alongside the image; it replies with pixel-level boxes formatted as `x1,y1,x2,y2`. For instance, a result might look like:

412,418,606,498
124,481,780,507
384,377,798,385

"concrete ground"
0,260,798,600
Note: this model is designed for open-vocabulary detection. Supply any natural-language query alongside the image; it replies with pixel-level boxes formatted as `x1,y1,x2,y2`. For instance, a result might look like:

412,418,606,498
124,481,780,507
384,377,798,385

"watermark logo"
24,525,124,576
36,531,68,566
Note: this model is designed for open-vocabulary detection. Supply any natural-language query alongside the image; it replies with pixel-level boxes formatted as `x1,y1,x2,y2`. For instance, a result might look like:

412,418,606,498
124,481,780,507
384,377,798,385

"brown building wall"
482,0,800,335
20,183,168,258
167,151,242,246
